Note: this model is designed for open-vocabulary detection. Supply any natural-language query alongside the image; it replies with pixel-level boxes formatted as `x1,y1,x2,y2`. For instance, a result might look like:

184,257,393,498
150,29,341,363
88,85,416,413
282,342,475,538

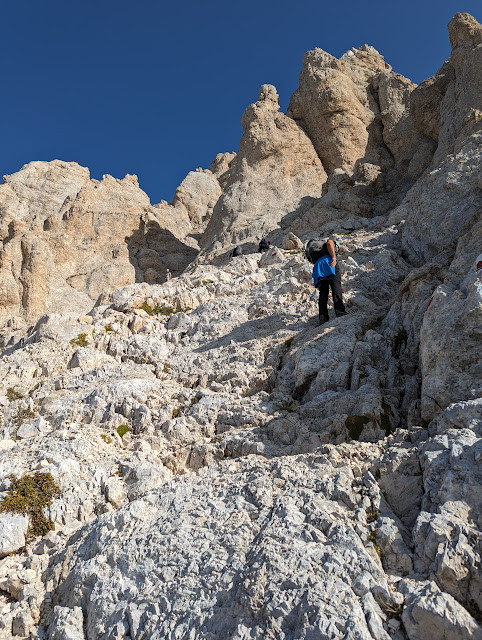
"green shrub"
366,509,380,524
0,472,61,539
345,415,369,440
117,424,129,438
159,306,176,315
6,388,23,402
139,301,155,315
284,337,294,348
15,407,37,426
70,333,89,347
100,434,113,444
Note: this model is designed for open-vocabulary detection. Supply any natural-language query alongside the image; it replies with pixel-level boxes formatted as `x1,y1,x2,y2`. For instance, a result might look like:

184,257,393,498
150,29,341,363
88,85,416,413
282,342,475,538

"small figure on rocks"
258,238,271,253
305,237,347,324
165,268,172,282
231,246,243,258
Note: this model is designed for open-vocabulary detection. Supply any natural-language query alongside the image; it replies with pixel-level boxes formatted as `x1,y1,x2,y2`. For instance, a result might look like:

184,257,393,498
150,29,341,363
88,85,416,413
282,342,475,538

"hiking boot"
335,310,348,317
319,315,329,325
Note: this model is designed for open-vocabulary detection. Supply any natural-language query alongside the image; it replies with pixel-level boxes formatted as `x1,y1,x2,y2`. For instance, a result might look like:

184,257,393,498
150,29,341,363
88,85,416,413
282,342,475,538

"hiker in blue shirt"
306,238,347,325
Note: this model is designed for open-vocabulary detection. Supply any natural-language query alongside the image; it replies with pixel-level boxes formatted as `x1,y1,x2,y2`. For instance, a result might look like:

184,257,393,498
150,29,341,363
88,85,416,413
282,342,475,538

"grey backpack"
305,238,339,264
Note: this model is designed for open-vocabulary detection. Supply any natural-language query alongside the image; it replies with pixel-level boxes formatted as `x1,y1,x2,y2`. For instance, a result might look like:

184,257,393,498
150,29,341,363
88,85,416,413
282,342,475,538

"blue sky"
1,0,480,203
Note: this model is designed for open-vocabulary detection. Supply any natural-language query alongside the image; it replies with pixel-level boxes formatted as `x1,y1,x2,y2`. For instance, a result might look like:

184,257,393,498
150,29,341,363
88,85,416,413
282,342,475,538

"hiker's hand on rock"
330,258,336,267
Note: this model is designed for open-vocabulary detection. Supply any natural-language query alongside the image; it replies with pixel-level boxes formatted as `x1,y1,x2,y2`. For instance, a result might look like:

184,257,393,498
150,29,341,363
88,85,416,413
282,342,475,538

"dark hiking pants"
317,264,346,321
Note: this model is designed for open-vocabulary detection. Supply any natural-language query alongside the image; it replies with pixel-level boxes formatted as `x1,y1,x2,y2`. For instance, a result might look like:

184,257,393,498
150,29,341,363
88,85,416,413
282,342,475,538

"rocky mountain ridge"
0,12,481,640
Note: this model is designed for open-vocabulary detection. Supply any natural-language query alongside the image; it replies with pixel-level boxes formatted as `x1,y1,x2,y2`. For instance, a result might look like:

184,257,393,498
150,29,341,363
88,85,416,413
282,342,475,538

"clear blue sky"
1,0,480,203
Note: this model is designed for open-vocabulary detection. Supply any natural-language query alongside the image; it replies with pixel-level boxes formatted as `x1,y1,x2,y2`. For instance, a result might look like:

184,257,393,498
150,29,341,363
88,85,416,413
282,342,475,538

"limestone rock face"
411,13,482,164
201,84,327,256
287,45,433,186
288,46,391,174
171,169,222,232
0,161,219,329
210,152,236,188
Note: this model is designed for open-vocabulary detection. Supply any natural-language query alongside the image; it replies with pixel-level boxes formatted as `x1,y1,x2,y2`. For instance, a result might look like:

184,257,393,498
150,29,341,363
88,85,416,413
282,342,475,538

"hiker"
231,245,243,257
306,237,347,324
165,268,172,282
258,238,270,253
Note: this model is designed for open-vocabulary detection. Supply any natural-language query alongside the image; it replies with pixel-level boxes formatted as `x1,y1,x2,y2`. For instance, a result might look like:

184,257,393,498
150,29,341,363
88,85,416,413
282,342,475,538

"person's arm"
327,239,336,267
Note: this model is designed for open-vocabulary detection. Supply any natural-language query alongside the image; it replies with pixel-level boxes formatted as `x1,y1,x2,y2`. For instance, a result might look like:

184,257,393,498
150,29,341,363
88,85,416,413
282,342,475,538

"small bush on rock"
70,333,89,347
0,472,61,539
7,388,23,402
117,424,129,438
15,407,37,426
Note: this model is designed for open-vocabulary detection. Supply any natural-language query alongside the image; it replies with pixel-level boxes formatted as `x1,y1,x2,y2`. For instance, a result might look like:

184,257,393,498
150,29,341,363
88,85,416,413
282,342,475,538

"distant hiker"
476,252,482,270
165,268,172,282
258,238,270,253
305,237,347,325
231,245,243,257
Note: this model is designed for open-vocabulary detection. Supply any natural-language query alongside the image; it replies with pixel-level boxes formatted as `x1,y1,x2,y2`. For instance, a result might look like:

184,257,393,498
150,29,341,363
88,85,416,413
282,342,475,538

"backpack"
312,255,336,286
258,238,270,252
305,237,340,263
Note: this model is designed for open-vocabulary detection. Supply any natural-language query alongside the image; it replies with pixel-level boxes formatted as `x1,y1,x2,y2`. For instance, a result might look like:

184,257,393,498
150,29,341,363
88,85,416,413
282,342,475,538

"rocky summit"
0,12,481,640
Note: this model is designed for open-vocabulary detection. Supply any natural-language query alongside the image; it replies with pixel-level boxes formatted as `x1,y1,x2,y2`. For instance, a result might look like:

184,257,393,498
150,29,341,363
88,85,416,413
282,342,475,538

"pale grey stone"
47,606,85,640
0,514,28,558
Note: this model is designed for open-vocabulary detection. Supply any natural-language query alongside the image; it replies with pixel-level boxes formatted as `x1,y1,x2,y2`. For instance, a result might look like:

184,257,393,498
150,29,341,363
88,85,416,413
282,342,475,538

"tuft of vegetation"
369,528,378,543
375,468,381,479
377,594,403,621
158,305,176,315
284,337,294,349
366,509,380,524
140,301,192,317
0,472,61,539
70,333,89,347
100,434,113,444
345,415,369,440
104,323,117,333
116,424,129,438
201,280,214,286
139,300,157,315
7,388,23,402
15,407,37,426
163,363,170,374
171,408,180,419
380,401,393,437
